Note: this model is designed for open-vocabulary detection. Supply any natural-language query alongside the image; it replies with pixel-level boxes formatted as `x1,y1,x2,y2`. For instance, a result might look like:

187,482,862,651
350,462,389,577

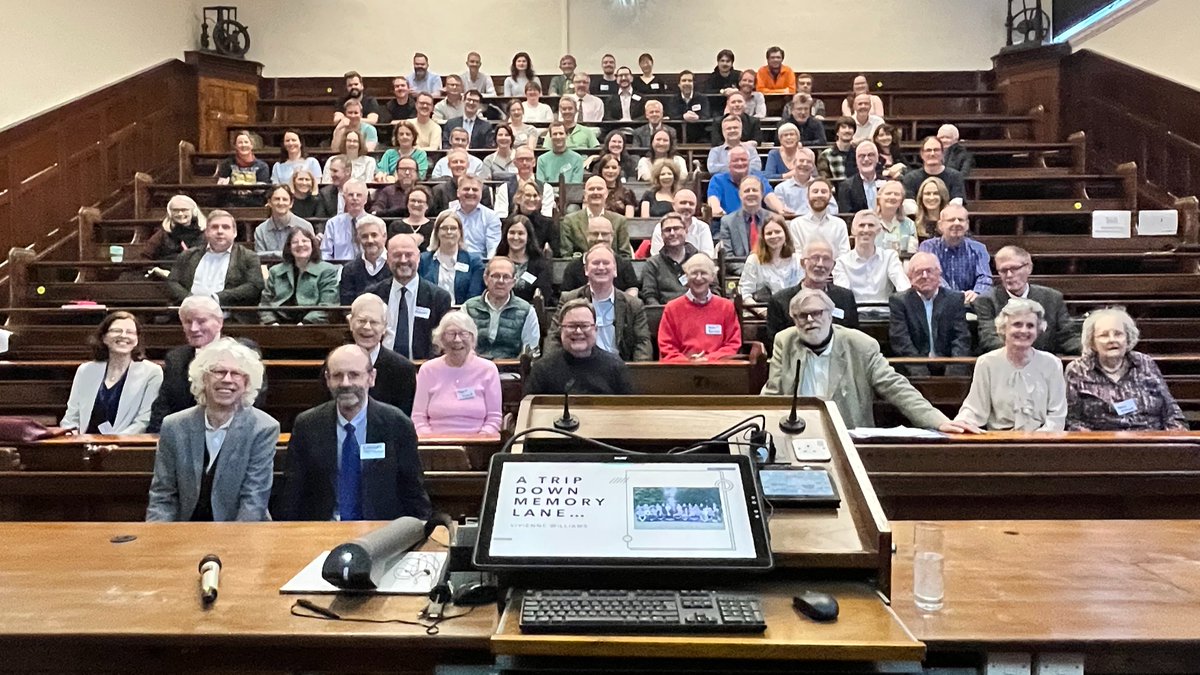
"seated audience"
706,49,740,95
430,129,484,178
463,257,541,359
481,124,517,178
325,129,376,183
914,175,950,239
707,115,762,174
215,130,269,205
816,118,857,182
387,184,434,247
412,313,502,437
253,184,315,258
411,92,443,150
709,94,761,145
794,72,827,117
347,294,416,416
315,156,347,217
902,136,967,202
591,53,618,95
917,204,991,303
509,180,559,254
385,75,416,122
762,289,972,433
633,52,665,95
146,338,277,522
526,299,633,395
260,227,338,325
496,215,556,306
549,54,577,96
976,245,1081,355
536,122,585,184
371,157,420,218
596,154,637,217
772,148,820,216
604,67,645,121
781,93,826,146
506,98,541,149
521,80,555,123
838,141,884,213
955,298,1067,431
739,215,802,305
632,100,676,149
756,46,796,94
418,211,485,304
430,150,495,213
850,94,885,142
548,245,653,361
446,174,502,258
667,69,710,143
61,312,163,435
289,168,322,219
766,239,860,351
873,124,908,179
442,89,494,150
840,74,885,117
335,71,382,125
637,129,688,184
495,146,555,219
561,175,632,257
888,252,972,377
833,211,910,307
408,52,443,94
376,121,430,180
144,195,206,261
718,174,772,259
659,254,741,362
462,51,497,95
339,215,391,305
642,212,700,306
640,157,681,218
650,189,715,257
788,179,850,256
433,75,465,123
320,180,368,261
937,124,975,177
586,130,634,177
504,52,536,97
875,179,919,253
765,123,804,179
737,69,767,119
367,233,452,360
1066,308,1187,431
271,130,322,185
567,71,605,123
165,209,264,307
279,344,430,521
562,216,640,296
332,99,379,152
706,146,781,221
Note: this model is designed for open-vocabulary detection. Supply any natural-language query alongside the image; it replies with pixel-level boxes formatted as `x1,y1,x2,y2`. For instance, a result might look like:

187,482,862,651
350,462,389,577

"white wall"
237,0,1009,78
1076,0,1200,90
0,0,197,129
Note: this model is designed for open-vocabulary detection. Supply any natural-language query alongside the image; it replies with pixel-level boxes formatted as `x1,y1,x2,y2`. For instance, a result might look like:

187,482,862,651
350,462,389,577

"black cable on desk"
290,599,477,635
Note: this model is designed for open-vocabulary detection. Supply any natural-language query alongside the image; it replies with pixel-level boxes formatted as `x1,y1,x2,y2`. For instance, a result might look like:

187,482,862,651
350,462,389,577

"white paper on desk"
1137,209,1179,236
0,328,10,354
848,426,946,440
280,550,447,595
1092,210,1131,238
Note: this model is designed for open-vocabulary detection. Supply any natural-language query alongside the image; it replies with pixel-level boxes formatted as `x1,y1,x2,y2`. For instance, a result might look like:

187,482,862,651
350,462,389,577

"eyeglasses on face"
562,322,596,333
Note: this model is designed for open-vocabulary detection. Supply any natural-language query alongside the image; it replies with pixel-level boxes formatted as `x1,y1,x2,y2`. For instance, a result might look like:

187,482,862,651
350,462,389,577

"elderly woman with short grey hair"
1064,308,1186,431
955,298,1067,431
410,312,502,437
146,338,278,522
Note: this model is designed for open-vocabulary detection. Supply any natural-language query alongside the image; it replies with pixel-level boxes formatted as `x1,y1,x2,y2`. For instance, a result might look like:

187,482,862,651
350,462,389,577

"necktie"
338,422,363,521
747,214,759,250
394,286,410,357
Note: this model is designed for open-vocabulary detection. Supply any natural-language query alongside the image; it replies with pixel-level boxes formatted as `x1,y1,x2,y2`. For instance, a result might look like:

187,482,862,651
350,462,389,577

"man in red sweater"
657,253,742,362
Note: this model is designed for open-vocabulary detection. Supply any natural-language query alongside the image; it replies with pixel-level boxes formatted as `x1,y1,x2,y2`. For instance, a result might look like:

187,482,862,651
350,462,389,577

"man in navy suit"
367,233,451,360
441,89,494,149
889,251,972,376
277,344,431,521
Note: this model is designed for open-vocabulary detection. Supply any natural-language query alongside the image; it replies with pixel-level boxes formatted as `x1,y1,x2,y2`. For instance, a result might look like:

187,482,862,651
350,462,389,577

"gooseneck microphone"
198,554,222,604
778,359,807,434
553,379,580,431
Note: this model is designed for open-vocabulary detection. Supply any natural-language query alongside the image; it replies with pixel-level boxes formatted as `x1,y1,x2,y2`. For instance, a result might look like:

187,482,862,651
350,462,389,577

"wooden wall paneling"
186,51,263,153
992,44,1068,143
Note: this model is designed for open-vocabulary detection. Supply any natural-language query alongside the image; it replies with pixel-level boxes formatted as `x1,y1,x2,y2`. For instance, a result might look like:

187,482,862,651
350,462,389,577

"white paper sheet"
1137,210,1179,236
848,426,947,440
1092,210,1132,239
280,550,447,595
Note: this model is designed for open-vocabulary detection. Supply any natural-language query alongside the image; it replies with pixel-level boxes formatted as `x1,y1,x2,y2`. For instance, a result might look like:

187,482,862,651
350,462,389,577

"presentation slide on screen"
487,461,759,559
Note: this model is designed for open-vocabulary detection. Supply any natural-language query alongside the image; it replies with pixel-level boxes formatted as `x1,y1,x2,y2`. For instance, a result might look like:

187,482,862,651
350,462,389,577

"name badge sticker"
705,324,722,335
678,274,688,286
651,83,660,90
360,443,386,460
1113,398,1138,415
831,307,845,320
454,261,469,273
521,271,538,285
456,388,477,401
691,104,702,111
414,306,431,319
632,94,642,101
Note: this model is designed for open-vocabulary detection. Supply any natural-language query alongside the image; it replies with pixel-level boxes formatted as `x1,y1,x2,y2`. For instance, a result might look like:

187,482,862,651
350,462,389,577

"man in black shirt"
526,299,632,395
382,76,416,124
335,71,383,125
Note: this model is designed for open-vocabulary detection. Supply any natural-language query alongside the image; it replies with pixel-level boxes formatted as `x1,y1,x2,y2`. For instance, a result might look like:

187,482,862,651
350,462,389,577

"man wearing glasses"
762,288,978,434
525,298,633,395
345,294,416,415
974,245,1080,354
461,257,541,359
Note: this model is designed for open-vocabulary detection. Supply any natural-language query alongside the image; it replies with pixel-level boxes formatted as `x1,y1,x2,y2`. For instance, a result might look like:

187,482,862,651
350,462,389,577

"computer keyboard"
518,589,766,634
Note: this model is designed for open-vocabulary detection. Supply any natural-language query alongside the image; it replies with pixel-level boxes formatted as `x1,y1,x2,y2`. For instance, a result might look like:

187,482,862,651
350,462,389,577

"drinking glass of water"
913,522,944,612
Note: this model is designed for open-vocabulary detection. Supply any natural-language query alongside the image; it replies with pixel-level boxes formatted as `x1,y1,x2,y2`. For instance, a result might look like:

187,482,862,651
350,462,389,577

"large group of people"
46,48,1190,525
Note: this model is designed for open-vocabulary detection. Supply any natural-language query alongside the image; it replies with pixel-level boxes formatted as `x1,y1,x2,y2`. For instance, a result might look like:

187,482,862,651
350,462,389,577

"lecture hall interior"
3,0,1200,673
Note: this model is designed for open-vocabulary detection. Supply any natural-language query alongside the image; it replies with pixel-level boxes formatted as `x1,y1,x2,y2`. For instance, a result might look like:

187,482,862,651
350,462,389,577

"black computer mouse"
793,590,839,622
453,580,499,606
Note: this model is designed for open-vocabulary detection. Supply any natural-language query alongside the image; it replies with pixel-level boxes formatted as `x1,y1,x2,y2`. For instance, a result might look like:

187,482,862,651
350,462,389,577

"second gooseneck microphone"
553,379,580,431
779,359,807,434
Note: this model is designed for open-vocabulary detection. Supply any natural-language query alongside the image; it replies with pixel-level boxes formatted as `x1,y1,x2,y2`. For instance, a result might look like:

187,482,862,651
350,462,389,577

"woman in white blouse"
955,298,1068,431
738,215,802,304
521,81,555,123
61,312,163,435
504,52,535,97
323,129,376,183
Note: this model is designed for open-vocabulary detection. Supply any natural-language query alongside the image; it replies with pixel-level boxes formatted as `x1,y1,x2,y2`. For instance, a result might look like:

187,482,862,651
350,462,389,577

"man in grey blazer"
974,245,1081,354
717,174,772,263
762,288,979,434
146,338,278,522
277,344,431,521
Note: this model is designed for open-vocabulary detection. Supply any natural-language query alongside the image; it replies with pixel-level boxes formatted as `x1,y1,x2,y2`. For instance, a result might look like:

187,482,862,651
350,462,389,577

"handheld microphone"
553,379,580,431
778,359,807,434
198,554,221,604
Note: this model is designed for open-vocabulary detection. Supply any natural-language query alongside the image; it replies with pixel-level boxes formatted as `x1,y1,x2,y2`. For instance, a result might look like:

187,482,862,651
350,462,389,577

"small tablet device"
758,467,841,507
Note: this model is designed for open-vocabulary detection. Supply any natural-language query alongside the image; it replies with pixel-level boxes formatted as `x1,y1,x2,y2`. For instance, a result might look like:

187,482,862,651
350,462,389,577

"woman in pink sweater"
411,312,503,437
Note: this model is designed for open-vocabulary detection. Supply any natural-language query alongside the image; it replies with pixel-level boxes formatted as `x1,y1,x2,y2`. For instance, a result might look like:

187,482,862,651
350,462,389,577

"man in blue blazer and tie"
366,233,452,360
277,344,431,521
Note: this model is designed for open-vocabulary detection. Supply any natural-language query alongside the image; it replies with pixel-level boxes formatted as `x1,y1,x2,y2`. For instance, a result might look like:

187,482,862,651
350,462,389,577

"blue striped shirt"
918,237,992,295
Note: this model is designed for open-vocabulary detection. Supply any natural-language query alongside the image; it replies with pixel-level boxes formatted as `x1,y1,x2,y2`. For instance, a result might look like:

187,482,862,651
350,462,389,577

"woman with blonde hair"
640,158,681,218
143,194,207,261
913,176,950,239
